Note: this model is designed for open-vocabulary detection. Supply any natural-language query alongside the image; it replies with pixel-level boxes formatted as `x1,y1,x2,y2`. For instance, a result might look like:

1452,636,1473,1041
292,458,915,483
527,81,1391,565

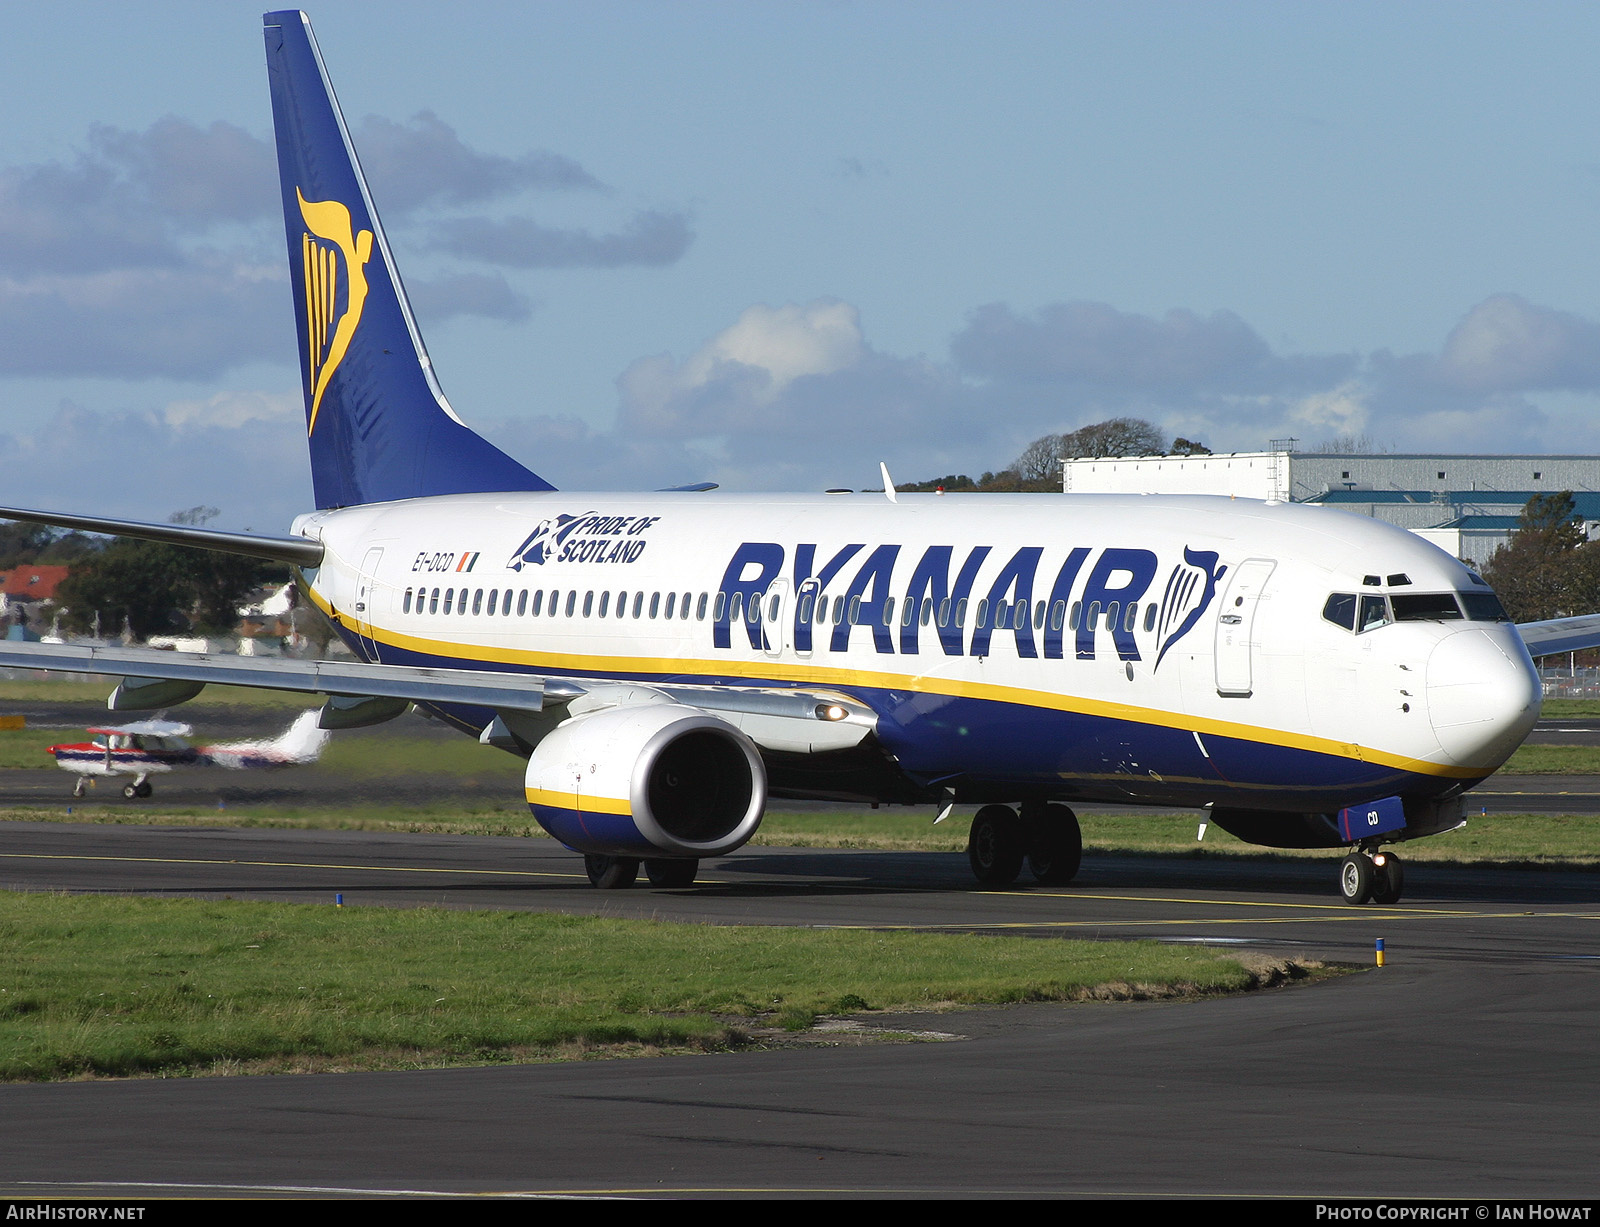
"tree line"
3,507,289,641
905,417,1210,493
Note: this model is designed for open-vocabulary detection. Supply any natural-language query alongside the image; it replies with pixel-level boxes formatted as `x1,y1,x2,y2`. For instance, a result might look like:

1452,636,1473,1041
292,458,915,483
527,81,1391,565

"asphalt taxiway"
0,819,1598,1198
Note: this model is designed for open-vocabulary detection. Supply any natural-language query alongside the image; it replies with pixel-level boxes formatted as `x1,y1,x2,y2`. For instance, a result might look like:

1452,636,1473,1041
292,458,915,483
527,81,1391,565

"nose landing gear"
1339,846,1404,905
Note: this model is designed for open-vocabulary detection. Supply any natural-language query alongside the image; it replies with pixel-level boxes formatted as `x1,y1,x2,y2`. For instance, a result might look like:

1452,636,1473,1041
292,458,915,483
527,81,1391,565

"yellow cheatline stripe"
0,851,580,880
525,787,629,815
304,584,1485,780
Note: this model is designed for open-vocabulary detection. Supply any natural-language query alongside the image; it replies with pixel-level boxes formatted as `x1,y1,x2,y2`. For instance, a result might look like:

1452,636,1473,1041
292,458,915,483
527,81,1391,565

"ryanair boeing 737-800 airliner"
2,11,1591,903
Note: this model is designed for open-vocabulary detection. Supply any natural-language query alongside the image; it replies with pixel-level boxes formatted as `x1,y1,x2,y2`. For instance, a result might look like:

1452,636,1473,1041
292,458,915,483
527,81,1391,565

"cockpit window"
1322,593,1357,630
1460,592,1509,622
1359,594,1390,632
1391,593,1464,622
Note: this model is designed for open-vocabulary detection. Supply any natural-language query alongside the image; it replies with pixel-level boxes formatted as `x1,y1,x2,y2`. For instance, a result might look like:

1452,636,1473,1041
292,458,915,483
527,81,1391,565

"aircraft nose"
1425,627,1541,768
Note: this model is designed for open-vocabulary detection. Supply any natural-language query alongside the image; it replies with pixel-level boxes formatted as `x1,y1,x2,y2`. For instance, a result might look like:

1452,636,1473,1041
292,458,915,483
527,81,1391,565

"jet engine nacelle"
524,702,766,858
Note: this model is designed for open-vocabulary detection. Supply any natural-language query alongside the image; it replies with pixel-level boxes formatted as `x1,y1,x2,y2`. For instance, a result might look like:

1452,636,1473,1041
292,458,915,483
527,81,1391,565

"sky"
5,1,1600,531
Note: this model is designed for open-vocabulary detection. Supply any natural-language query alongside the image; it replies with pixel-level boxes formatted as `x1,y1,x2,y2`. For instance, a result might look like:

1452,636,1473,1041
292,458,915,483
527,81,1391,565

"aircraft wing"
0,641,876,752
1515,615,1600,658
0,640,561,713
85,720,194,737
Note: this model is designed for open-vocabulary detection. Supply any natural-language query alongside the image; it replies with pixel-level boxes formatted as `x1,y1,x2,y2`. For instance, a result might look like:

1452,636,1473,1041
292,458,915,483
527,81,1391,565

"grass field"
0,891,1301,1081
0,678,1588,1082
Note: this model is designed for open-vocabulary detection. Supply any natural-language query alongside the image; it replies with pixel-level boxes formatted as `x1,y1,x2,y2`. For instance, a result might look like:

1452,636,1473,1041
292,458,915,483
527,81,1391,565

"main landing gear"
121,777,153,800
1339,846,1404,905
583,854,700,889
966,802,1082,887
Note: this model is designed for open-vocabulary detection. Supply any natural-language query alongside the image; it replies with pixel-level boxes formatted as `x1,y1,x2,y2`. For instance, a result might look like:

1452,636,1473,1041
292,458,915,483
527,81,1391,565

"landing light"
816,703,849,722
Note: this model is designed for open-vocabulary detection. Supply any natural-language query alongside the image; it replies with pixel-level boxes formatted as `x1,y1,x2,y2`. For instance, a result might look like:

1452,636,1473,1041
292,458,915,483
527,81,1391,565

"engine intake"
525,703,766,858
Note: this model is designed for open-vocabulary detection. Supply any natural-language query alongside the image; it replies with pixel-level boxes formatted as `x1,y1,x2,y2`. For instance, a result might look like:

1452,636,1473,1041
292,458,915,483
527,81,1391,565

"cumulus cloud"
86,118,276,227
0,110,682,381
431,208,694,269
0,397,312,530
0,261,289,380
159,389,301,430
1421,293,1600,393
406,272,531,324
23,287,1600,515
619,300,866,435
355,112,604,213
505,291,1600,493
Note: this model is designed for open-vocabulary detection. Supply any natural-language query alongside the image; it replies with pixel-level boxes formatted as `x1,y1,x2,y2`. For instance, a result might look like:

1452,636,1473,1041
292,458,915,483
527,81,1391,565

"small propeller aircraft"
47,710,331,799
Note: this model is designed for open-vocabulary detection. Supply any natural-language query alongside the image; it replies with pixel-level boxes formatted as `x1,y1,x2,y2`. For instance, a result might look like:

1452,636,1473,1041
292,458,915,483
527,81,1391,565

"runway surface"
1,820,1598,1199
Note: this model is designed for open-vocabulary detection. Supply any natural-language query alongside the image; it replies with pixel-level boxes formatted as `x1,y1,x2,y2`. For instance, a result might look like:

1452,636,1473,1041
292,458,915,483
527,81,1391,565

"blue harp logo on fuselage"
298,189,373,436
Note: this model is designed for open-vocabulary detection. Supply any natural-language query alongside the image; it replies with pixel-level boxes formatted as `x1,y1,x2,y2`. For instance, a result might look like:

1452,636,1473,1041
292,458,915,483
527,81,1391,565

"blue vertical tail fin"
263,10,554,508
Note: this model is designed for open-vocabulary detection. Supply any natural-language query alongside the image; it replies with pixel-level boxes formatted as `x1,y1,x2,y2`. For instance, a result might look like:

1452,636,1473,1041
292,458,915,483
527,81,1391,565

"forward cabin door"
1214,558,1276,697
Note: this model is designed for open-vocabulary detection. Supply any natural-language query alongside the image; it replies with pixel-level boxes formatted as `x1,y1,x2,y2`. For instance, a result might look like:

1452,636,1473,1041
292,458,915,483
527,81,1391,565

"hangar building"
1060,444,1600,565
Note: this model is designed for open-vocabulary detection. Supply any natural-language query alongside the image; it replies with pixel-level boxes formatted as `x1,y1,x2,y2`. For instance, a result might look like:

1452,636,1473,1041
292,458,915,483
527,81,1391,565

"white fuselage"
292,491,1541,812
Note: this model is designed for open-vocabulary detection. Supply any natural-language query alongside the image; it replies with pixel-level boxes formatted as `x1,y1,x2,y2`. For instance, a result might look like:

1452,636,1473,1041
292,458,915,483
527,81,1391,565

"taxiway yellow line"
0,850,583,881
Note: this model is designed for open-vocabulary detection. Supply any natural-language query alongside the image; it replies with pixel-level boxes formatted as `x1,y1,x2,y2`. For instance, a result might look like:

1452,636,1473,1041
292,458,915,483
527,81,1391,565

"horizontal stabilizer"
0,505,323,566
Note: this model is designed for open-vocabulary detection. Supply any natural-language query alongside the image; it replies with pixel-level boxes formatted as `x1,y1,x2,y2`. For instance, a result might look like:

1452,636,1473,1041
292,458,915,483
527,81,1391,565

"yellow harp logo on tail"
298,188,373,436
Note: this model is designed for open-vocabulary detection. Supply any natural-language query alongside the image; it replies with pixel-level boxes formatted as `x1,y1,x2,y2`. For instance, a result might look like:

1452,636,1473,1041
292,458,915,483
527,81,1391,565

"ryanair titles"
714,541,1226,665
